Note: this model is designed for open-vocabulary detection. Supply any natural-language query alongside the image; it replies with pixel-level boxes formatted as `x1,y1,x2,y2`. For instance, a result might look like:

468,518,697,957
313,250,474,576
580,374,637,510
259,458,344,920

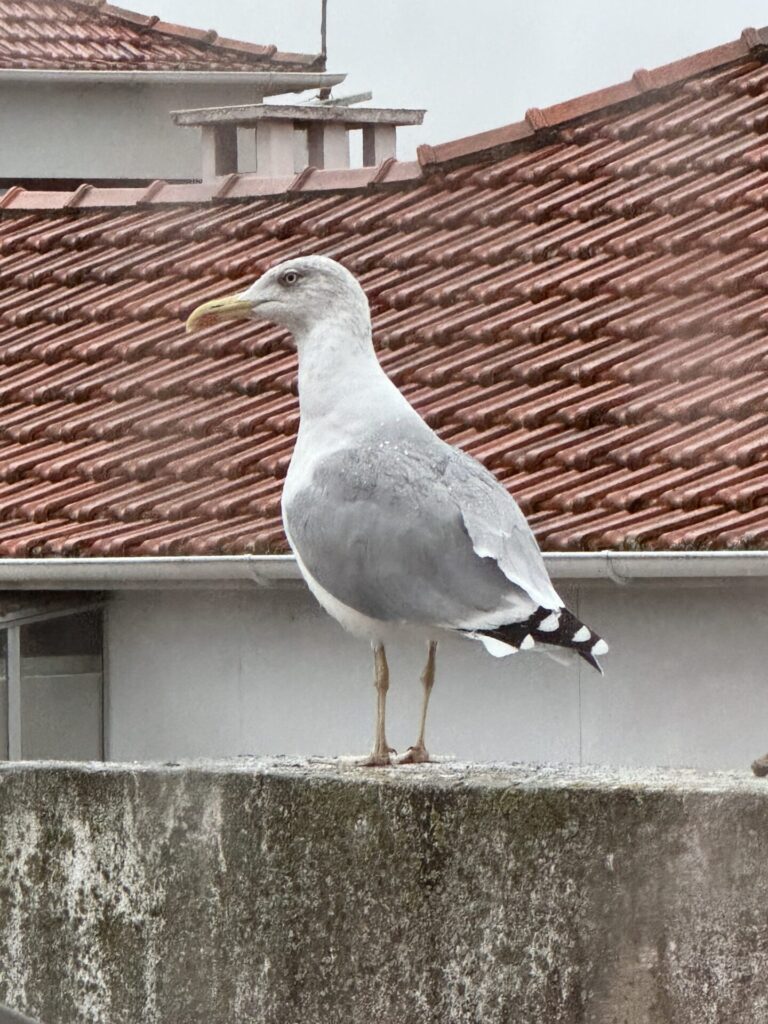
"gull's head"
185,255,370,337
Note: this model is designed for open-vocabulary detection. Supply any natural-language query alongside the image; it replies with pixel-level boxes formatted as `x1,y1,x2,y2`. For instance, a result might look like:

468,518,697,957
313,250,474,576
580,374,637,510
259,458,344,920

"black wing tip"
477,607,608,673
578,649,605,675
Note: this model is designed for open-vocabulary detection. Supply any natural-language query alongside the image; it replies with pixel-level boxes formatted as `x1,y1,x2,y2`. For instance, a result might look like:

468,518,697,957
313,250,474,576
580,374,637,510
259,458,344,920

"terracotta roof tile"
3,31,768,553
0,0,322,72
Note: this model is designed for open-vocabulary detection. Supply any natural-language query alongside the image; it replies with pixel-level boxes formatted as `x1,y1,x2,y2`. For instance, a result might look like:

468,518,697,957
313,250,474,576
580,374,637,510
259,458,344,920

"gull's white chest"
282,427,382,641
282,423,419,645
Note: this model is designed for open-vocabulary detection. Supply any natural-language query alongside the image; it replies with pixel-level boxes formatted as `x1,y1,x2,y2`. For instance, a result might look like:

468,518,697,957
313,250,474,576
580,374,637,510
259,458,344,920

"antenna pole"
318,0,331,99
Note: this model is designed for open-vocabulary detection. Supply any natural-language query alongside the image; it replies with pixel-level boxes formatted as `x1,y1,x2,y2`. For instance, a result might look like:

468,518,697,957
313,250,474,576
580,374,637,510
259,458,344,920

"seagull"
187,256,608,766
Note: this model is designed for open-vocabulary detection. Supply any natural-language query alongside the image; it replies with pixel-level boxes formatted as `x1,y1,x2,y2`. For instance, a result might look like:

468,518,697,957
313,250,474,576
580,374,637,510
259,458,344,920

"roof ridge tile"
525,107,550,131
213,173,241,200
11,0,324,72
287,167,316,193
93,1,320,66
63,184,94,210
0,186,26,209
138,180,166,203
631,69,655,92
422,26,768,169
371,157,397,184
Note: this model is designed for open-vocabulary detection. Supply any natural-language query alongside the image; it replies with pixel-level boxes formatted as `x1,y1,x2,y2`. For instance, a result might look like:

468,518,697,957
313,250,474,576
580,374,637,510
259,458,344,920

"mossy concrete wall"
0,759,767,1024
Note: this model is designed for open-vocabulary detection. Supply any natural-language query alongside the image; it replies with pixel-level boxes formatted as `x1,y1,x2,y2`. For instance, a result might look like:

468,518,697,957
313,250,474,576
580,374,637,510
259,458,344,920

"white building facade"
1,554,764,771
0,69,345,184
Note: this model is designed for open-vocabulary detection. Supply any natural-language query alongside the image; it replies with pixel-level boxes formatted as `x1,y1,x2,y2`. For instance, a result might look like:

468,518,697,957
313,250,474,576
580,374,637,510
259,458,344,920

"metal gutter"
0,556,299,590
0,69,346,94
0,552,768,590
546,551,768,582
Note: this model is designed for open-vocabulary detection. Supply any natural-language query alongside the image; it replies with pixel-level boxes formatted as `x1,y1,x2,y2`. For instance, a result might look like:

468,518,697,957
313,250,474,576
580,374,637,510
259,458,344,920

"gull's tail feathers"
471,606,608,674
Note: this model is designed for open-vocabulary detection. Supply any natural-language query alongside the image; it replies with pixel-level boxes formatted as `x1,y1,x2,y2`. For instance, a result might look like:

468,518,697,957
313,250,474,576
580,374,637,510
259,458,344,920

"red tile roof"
2,29,768,556
0,0,322,73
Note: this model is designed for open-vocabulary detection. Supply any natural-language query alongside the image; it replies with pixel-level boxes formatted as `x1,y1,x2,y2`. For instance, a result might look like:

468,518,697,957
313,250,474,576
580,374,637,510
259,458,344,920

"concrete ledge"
0,759,767,1023
0,1005,40,1024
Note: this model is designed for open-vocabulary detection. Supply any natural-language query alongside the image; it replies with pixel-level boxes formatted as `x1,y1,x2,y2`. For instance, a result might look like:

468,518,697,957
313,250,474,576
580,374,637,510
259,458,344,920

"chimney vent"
171,103,426,182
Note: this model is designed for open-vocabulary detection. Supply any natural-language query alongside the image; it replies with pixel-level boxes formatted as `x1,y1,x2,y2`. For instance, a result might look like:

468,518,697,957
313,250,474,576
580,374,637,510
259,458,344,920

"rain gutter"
546,551,768,583
0,69,346,94
0,552,767,591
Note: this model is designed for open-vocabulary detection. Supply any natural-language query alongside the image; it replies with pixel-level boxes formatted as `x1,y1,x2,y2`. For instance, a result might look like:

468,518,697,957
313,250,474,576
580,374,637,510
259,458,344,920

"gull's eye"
280,270,301,287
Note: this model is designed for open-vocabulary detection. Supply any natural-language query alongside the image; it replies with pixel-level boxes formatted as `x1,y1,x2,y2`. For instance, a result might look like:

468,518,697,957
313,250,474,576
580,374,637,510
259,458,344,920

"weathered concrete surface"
0,1004,41,1024
0,758,767,1024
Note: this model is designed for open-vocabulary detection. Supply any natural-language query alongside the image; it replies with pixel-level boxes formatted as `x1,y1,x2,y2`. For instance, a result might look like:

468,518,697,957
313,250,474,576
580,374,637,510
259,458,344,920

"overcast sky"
130,0,768,158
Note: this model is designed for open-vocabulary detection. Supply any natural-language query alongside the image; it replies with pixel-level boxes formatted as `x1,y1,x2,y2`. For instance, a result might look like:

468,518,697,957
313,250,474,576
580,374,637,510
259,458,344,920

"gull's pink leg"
398,641,437,764
362,643,394,767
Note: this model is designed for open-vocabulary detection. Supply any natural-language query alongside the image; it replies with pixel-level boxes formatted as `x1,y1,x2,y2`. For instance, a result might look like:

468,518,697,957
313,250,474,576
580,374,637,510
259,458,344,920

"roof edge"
0,69,343,89
73,0,325,69
2,25,767,212
417,25,768,168
1,553,768,590
0,161,423,210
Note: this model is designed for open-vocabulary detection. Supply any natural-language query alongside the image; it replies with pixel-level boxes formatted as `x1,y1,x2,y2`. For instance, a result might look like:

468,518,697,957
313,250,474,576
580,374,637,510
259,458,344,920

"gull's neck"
293,318,409,431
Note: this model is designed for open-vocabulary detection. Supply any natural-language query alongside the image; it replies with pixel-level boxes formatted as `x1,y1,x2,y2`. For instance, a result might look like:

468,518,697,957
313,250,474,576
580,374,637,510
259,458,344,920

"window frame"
0,600,105,761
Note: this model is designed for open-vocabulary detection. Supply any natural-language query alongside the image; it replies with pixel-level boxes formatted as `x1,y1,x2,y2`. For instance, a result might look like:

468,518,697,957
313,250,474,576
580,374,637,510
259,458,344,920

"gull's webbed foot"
359,745,397,768
396,744,432,764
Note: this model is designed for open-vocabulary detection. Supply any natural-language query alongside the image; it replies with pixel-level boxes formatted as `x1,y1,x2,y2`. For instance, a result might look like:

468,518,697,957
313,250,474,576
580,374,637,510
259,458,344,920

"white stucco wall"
1,79,267,181
104,578,768,770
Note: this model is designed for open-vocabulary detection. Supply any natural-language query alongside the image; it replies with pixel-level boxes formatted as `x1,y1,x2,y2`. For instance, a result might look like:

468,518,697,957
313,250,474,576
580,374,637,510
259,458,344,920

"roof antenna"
318,0,331,99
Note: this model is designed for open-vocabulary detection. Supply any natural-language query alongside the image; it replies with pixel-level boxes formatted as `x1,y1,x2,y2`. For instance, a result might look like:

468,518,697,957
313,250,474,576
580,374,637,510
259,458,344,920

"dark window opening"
0,607,104,762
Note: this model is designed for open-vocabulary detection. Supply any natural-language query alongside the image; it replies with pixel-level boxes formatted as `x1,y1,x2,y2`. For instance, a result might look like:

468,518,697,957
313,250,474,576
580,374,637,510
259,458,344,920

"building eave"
0,69,346,93
0,552,766,592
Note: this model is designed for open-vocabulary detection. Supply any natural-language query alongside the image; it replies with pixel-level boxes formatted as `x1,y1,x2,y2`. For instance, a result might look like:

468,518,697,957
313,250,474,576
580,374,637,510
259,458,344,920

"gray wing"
443,445,562,610
284,434,559,627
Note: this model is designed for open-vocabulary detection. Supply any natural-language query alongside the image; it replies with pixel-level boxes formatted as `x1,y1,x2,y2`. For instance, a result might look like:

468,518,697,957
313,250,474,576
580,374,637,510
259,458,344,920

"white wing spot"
521,634,535,650
592,638,609,656
572,625,591,643
479,634,518,657
465,633,519,658
538,611,560,632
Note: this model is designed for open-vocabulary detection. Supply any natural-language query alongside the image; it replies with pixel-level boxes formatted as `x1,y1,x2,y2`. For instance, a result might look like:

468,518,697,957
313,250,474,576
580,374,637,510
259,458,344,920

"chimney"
171,103,425,182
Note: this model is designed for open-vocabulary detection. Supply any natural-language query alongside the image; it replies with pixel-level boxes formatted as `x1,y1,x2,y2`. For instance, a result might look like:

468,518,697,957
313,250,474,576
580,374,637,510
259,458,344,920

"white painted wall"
1,79,267,181
104,578,768,770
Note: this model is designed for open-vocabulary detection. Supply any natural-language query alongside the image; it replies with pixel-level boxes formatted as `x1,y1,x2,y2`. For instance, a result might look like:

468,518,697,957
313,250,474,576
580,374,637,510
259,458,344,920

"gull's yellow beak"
185,295,254,334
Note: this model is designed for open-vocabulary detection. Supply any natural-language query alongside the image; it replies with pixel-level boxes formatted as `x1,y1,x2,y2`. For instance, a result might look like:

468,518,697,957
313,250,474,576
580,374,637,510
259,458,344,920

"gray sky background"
130,0,768,158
